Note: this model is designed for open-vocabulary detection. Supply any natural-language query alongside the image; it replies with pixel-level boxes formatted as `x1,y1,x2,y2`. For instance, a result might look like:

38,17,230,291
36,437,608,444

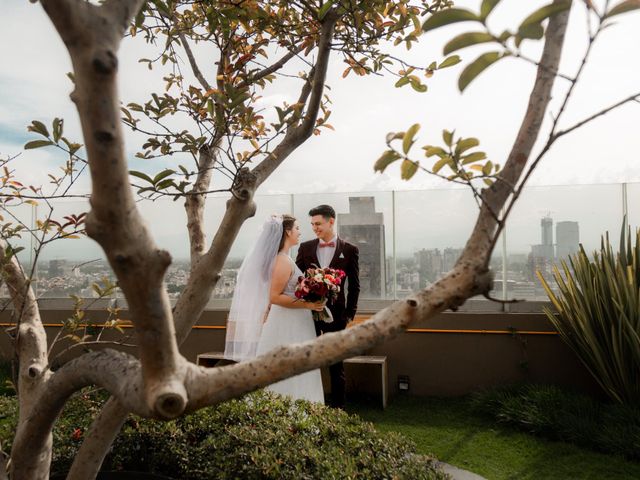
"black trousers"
315,314,347,409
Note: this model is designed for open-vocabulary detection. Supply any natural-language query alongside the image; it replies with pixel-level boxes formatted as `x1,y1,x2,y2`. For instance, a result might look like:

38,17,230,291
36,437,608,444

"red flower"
72,428,83,441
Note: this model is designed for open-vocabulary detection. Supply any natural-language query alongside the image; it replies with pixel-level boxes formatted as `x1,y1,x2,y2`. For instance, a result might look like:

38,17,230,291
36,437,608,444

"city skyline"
9,208,582,303
7,182,636,265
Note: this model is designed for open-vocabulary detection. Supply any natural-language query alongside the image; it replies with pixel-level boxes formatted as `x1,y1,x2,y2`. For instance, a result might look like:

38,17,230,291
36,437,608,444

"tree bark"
13,2,572,480
41,0,187,420
185,145,218,265
0,239,51,479
67,11,341,480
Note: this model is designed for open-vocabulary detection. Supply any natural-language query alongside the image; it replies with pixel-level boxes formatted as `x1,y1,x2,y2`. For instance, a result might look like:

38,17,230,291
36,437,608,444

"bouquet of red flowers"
294,266,346,323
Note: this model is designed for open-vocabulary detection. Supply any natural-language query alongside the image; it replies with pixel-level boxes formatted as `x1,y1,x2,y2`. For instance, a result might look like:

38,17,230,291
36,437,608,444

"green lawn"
349,395,640,480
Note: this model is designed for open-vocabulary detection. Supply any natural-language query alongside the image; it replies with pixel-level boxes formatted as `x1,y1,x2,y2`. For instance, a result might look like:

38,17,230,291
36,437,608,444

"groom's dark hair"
308,204,335,219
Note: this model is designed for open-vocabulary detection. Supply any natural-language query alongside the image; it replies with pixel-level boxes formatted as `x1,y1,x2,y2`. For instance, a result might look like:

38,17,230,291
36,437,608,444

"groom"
296,204,360,408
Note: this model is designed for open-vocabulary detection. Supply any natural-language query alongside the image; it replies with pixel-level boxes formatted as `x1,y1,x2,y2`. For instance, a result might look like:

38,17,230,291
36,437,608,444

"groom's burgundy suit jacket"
296,237,360,332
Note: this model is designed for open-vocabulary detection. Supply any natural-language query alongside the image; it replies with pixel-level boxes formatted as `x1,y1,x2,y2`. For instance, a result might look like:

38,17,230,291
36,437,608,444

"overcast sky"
1,1,639,260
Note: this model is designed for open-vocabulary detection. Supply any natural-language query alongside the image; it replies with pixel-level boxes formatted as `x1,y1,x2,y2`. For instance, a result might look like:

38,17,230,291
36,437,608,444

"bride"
224,214,325,403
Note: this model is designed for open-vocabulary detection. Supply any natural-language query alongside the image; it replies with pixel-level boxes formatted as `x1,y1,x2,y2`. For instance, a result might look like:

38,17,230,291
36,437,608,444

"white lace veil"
224,215,283,362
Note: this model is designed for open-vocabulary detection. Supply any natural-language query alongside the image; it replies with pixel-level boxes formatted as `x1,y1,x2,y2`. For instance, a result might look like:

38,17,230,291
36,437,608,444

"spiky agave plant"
537,222,640,404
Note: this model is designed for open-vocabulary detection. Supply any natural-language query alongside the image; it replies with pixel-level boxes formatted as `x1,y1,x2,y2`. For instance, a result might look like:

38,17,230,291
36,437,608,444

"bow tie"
319,241,335,248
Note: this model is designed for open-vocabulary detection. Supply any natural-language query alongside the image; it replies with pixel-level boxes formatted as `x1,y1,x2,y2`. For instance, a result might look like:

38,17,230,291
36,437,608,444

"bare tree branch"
173,13,340,340
252,13,339,185
41,0,188,420
482,0,573,255
65,12,341,479
10,349,149,478
554,92,640,139
66,398,127,480
185,145,218,265
237,46,304,89
178,31,212,91
0,237,51,480
0,454,7,480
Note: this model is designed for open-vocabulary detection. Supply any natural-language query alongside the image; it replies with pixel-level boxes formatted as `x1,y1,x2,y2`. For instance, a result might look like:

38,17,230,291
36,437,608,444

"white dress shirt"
316,235,337,268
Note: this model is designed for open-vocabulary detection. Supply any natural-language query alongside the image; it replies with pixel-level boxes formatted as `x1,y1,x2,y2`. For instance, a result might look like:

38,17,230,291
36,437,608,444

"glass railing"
4,182,636,306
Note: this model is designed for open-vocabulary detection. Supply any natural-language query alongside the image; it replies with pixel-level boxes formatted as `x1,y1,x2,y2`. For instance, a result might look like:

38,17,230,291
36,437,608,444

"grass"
469,384,640,460
349,395,640,480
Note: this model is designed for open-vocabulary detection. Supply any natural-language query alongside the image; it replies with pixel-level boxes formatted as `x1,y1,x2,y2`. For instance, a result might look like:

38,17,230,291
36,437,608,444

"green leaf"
5,246,24,259
402,124,420,154
480,0,501,20
422,8,479,33
373,150,401,173
455,137,480,155
461,151,487,165
395,77,410,88
153,169,175,185
442,129,454,147
458,51,503,92
24,140,54,150
155,179,175,190
438,55,462,69
498,30,512,42
605,0,640,19
519,0,572,30
134,4,146,27
27,120,50,138
423,146,446,157
432,156,452,174
318,0,336,20
443,32,495,56
129,170,154,184
52,118,63,143
400,160,419,180
516,23,544,47
410,79,428,92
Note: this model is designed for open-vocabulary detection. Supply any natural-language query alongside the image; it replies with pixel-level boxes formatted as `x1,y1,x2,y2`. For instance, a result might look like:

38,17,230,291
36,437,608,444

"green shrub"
538,223,640,405
0,390,448,479
470,384,640,460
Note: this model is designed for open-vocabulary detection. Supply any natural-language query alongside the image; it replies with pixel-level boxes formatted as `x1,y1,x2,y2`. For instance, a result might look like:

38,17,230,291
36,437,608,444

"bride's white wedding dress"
255,254,324,404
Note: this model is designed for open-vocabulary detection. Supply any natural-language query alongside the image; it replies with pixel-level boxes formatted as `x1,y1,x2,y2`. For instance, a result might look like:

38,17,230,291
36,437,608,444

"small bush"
538,225,640,405
470,384,640,460
1,390,448,479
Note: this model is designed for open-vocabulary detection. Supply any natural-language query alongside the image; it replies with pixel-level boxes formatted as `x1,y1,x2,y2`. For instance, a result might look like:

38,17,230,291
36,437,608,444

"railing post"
502,212,508,311
392,190,397,301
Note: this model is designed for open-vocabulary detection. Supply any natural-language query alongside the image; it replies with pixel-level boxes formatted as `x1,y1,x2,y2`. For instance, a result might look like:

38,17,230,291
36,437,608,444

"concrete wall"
0,299,600,398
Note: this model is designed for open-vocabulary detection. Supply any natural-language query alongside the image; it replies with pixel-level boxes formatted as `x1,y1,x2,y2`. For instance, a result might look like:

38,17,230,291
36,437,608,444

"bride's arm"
269,256,324,311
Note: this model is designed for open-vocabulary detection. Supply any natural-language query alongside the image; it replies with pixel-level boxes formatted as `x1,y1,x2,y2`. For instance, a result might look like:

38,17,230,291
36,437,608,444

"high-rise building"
556,221,579,260
443,247,463,273
541,216,553,246
48,259,69,278
530,216,555,278
414,248,443,287
535,216,555,260
338,197,386,299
